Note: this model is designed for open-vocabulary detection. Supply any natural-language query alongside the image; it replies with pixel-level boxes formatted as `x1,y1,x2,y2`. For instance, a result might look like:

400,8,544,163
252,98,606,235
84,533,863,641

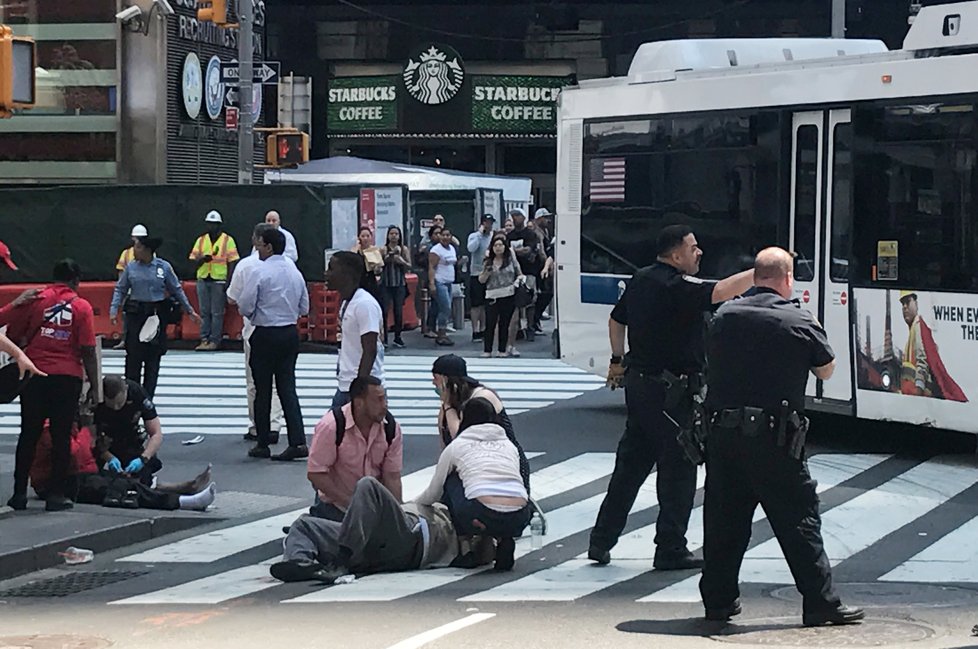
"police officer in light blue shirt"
110,236,199,398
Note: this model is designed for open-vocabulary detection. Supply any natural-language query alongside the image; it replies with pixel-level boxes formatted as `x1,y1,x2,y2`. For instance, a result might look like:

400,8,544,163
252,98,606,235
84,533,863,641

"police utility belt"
710,401,810,460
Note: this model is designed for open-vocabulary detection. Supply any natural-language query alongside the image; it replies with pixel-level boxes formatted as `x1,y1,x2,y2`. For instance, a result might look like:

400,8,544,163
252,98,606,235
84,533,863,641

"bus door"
789,112,824,399
820,109,854,406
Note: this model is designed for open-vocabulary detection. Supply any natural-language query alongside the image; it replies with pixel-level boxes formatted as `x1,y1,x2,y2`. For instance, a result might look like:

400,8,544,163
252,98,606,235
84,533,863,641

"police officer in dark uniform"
700,247,864,626
588,225,754,570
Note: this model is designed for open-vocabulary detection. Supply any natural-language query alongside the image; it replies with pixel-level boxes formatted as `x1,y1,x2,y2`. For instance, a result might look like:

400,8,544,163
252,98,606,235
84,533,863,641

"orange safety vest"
190,232,239,280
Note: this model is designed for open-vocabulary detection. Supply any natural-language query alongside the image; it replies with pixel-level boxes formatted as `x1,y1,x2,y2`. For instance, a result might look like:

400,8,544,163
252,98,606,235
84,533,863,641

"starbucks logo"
403,45,464,105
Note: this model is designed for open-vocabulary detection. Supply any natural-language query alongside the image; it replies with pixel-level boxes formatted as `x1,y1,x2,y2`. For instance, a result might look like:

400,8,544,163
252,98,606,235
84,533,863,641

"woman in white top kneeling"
414,397,530,571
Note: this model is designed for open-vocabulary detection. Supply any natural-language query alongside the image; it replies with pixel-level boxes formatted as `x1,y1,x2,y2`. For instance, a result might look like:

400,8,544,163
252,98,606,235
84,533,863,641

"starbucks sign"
471,76,566,133
327,76,399,132
402,45,464,105
326,52,572,136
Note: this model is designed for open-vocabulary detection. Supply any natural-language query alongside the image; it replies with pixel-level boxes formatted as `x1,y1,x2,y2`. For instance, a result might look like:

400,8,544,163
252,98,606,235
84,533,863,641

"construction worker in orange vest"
113,224,149,350
189,211,239,351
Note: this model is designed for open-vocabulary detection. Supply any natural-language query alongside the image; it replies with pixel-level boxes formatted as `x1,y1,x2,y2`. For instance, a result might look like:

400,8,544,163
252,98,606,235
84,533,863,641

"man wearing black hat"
466,215,495,343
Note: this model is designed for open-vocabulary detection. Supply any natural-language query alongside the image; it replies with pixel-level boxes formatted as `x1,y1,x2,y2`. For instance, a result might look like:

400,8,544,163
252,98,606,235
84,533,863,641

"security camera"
154,0,175,16
115,5,143,23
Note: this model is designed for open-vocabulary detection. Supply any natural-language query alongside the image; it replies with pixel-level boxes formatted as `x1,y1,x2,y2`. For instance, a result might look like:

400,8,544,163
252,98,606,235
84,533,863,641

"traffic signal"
197,0,229,25
0,25,36,118
266,131,309,167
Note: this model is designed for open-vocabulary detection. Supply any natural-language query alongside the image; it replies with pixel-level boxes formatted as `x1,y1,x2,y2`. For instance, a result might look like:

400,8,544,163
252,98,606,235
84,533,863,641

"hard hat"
131,224,148,237
898,290,917,302
205,210,223,223
534,207,553,219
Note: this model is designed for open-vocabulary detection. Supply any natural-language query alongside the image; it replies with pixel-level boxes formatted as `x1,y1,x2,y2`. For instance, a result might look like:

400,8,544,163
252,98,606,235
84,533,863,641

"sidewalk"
0,503,217,580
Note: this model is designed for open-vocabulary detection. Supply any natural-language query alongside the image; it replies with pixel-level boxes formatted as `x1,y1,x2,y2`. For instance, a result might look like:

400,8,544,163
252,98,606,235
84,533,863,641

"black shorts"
468,276,487,307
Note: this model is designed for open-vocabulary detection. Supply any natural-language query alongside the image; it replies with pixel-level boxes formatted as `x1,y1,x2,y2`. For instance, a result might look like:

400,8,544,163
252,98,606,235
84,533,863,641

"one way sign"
220,61,280,85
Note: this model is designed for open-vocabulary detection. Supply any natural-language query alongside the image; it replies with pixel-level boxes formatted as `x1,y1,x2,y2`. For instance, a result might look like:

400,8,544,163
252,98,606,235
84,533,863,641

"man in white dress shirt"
227,223,285,444
265,210,298,262
236,227,310,461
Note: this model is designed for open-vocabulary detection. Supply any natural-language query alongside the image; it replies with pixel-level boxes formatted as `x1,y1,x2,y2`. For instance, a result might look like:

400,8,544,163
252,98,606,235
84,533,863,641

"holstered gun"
667,373,707,466
786,411,810,460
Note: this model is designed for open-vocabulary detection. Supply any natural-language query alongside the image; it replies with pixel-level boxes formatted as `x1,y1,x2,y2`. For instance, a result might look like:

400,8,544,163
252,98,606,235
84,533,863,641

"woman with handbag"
479,234,524,357
110,236,199,399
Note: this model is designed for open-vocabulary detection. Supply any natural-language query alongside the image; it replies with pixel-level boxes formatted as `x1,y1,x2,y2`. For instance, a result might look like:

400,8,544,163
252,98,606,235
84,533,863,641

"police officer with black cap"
699,246,864,626
588,225,754,570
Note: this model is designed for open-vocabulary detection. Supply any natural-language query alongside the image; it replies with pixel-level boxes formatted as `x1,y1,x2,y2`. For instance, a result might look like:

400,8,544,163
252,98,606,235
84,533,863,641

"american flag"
589,158,626,202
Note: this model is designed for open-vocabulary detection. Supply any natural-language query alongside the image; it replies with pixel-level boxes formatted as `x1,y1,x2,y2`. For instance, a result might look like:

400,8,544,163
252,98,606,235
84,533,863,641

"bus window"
853,102,978,291
580,111,783,279
792,125,819,282
831,124,853,282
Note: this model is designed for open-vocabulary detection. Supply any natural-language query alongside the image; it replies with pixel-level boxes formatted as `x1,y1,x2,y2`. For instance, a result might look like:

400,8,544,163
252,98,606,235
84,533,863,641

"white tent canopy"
265,156,532,205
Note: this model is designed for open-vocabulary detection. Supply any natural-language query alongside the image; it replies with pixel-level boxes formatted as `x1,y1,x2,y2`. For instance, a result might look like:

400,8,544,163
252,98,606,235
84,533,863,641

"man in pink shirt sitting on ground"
306,375,403,521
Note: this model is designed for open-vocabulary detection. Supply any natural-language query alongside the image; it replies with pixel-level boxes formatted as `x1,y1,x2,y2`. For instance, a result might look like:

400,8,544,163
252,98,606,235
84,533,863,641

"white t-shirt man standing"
325,250,387,408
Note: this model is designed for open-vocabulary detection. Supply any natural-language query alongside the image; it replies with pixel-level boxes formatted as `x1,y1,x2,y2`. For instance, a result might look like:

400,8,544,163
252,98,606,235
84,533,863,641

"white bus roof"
563,1,978,118
626,38,888,84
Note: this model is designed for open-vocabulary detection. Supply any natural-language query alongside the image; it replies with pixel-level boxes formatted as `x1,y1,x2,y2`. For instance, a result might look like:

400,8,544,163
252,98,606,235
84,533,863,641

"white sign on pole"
331,197,359,253
373,187,404,238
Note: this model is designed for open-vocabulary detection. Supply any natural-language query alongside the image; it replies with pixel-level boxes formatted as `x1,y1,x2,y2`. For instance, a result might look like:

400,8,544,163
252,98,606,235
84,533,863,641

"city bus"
554,1,978,434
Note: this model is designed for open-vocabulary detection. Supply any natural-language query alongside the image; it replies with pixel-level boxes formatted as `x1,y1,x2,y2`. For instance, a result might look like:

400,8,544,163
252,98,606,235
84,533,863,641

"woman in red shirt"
1,259,98,512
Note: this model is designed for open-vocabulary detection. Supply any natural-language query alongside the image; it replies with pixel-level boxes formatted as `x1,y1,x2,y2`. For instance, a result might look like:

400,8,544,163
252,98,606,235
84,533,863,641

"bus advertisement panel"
854,287,976,432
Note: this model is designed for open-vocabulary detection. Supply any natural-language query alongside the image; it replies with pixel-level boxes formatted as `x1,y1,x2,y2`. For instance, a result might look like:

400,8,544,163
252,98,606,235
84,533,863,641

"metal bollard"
421,286,431,335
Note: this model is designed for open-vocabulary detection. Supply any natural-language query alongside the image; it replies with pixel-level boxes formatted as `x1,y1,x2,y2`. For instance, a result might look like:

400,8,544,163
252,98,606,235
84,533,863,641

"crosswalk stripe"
99,452,978,607
110,560,278,606
116,462,449,565
280,460,686,603
471,455,888,603
109,453,546,605
644,455,977,602
637,453,893,603
115,508,307,565
880,514,978,583
0,351,601,435
459,467,706,602
525,453,615,501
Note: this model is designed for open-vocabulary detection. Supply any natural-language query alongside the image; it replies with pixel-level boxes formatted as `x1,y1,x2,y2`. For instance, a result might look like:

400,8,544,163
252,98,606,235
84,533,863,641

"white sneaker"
480,352,491,358
507,346,520,358
446,325,457,333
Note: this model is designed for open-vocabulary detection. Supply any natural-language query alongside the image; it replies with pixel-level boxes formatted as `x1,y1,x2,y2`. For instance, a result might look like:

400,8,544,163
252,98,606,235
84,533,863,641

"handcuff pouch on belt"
710,403,810,460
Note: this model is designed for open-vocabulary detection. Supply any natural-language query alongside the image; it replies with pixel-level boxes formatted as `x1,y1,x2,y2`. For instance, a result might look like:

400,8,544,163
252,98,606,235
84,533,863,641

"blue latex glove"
124,457,145,475
105,457,123,473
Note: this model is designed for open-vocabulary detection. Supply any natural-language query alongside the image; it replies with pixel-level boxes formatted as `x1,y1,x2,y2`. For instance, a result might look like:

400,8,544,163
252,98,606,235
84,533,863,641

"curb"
0,515,210,582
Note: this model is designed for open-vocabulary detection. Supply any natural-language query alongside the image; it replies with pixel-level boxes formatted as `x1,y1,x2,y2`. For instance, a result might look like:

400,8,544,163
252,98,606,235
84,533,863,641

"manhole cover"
0,635,111,649
771,583,978,609
0,571,148,598
712,617,935,646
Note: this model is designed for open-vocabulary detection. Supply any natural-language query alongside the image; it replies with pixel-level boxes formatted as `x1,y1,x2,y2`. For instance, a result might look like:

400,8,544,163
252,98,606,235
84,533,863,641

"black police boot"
653,550,704,571
588,545,611,565
705,599,742,622
802,604,865,627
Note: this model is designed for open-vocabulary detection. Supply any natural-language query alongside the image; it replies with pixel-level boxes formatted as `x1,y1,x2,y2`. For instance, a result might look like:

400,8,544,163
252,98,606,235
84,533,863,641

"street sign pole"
831,0,846,37
237,0,254,184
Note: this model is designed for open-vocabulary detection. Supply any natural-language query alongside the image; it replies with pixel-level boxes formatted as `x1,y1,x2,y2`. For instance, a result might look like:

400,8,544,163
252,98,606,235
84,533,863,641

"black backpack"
332,406,397,446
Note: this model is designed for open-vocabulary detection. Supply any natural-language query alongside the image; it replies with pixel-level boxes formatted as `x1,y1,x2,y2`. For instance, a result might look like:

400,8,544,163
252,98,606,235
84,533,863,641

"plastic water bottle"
61,546,94,565
530,513,544,550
